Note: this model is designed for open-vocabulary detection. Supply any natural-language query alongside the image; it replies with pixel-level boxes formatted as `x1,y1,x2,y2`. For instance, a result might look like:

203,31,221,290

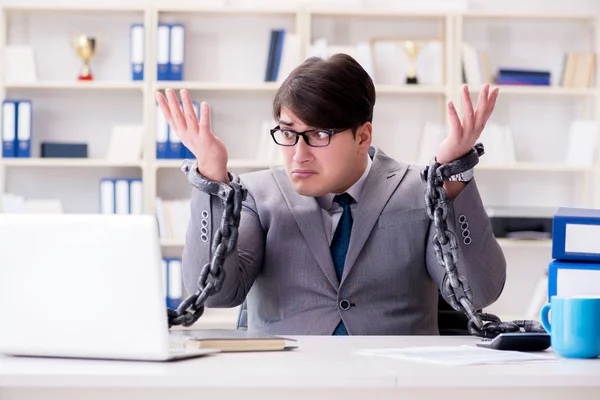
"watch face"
449,169,473,182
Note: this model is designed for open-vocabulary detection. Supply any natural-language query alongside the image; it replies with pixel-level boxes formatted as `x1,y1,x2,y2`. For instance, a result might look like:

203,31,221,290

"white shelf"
156,83,447,94
462,11,598,21
154,159,277,170
471,85,597,96
477,162,595,173
5,81,145,91
157,5,298,16
308,8,447,18
154,160,187,169
497,238,552,249
155,81,280,92
376,84,447,95
1,158,142,168
1,4,145,13
156,81,448,95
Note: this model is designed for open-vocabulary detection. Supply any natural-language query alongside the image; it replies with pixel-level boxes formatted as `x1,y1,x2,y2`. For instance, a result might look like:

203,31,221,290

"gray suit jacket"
182,146,506,335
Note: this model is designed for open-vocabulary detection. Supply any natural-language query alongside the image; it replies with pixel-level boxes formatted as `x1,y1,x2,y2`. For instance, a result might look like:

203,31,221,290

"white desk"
1,336,599,400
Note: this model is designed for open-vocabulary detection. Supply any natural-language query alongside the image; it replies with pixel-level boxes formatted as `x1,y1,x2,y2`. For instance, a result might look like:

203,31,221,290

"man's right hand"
156,88,229,183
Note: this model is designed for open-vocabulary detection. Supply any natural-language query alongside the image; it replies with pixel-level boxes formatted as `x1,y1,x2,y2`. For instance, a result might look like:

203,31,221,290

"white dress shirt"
316,155,373,245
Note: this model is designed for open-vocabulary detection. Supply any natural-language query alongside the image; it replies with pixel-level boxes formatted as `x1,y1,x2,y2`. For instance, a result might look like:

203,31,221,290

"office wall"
0,0,599,13
1,0,595,320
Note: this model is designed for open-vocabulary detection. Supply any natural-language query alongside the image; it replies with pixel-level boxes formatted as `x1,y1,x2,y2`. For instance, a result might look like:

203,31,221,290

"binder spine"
167,258,183,309
129,178,143,214
114,179,130,215
157,23,171,81
272,30,286,82
130,24,145,81
2,100,16,158
99,179,116,214
16,100,32,158
169,24,185,81
264,30,278,82
156,104,169,159
167,116,182,159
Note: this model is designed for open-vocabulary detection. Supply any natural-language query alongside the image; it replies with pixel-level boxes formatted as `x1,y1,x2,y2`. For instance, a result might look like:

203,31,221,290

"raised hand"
436,83,499,164
156,88,229,183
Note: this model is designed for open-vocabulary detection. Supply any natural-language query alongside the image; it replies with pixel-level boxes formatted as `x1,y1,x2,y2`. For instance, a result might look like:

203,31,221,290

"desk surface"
1,336,599,400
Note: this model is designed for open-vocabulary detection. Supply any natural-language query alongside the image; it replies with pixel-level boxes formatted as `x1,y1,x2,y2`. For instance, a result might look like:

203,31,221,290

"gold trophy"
403,40,420,84
73,35,96,81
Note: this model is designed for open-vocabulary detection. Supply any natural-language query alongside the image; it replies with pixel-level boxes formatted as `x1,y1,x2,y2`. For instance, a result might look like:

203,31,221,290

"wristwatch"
448,168,474,182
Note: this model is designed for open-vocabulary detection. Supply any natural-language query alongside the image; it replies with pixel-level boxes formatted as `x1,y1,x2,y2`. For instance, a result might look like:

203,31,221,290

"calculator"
476,332,551,352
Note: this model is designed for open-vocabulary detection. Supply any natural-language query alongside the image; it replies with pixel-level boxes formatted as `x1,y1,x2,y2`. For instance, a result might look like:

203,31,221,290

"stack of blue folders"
548,207,600,300
2,100,32,158
129,23,185,81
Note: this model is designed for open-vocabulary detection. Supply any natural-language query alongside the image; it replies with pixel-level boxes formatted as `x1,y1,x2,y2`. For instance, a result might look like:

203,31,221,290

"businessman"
156,54,506,335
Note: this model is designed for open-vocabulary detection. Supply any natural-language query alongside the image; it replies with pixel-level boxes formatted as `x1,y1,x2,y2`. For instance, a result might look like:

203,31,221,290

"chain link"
167,169,246,328
167,148,547,336
421,143,546,338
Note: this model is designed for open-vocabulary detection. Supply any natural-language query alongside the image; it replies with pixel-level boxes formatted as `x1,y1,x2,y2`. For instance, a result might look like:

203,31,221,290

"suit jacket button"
339,299,351,311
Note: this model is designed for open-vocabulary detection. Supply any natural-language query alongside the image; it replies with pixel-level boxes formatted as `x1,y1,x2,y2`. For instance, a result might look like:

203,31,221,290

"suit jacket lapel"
341,149,408,285
272,169,339,289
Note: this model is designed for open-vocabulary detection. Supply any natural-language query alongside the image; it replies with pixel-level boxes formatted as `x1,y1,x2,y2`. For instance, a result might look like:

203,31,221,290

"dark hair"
273,53,376,135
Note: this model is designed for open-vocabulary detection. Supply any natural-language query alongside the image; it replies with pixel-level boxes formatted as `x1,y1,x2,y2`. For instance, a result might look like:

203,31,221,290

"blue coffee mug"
540,295,600,359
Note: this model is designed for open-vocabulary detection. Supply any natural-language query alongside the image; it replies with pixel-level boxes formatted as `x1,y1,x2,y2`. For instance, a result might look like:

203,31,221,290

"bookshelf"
154,81,281,91
454,11,600,213
2,158,143,168
304,7,455,169
468,85,598,96
452,11,600,320
4,81,146,90
0,4,599,256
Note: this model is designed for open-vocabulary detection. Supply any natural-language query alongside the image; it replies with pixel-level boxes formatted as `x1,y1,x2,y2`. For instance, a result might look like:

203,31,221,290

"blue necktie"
330,193,353,336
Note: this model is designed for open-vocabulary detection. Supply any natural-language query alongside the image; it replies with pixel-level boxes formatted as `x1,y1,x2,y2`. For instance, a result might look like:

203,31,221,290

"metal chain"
166,147,547,336
420,143,546,338
167,170,246,328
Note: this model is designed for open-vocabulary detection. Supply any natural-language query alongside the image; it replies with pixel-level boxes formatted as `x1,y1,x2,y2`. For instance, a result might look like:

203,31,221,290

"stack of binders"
130,23,185,81
548,207,600,299
162,258,183,309
99,178,143,215
2,100,32,158
157,23,185,81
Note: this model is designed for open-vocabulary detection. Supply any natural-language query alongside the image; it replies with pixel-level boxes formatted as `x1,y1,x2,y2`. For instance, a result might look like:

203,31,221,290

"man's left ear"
358,122,373,149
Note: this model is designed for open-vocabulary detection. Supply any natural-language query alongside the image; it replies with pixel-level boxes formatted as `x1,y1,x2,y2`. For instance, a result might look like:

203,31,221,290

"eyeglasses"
270,125,348,147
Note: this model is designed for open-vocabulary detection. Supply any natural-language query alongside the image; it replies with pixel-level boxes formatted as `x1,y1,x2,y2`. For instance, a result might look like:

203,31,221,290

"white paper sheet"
357,345,555,366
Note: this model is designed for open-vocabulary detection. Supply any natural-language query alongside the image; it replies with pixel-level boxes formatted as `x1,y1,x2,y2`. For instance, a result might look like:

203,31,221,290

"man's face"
278,107,371,197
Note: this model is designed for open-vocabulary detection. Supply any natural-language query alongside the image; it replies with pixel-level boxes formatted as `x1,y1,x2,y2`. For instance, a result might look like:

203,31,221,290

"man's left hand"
436,83,499,165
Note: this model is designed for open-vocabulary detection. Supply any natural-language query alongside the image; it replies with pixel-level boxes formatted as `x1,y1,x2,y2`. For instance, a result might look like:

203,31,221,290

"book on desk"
168,329,297,352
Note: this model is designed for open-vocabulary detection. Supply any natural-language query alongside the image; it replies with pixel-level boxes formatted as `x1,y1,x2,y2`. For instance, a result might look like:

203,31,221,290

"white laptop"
0,213,218,361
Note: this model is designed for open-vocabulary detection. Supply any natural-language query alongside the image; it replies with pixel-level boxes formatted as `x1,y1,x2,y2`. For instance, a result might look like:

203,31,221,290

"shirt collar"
316,154,373,211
